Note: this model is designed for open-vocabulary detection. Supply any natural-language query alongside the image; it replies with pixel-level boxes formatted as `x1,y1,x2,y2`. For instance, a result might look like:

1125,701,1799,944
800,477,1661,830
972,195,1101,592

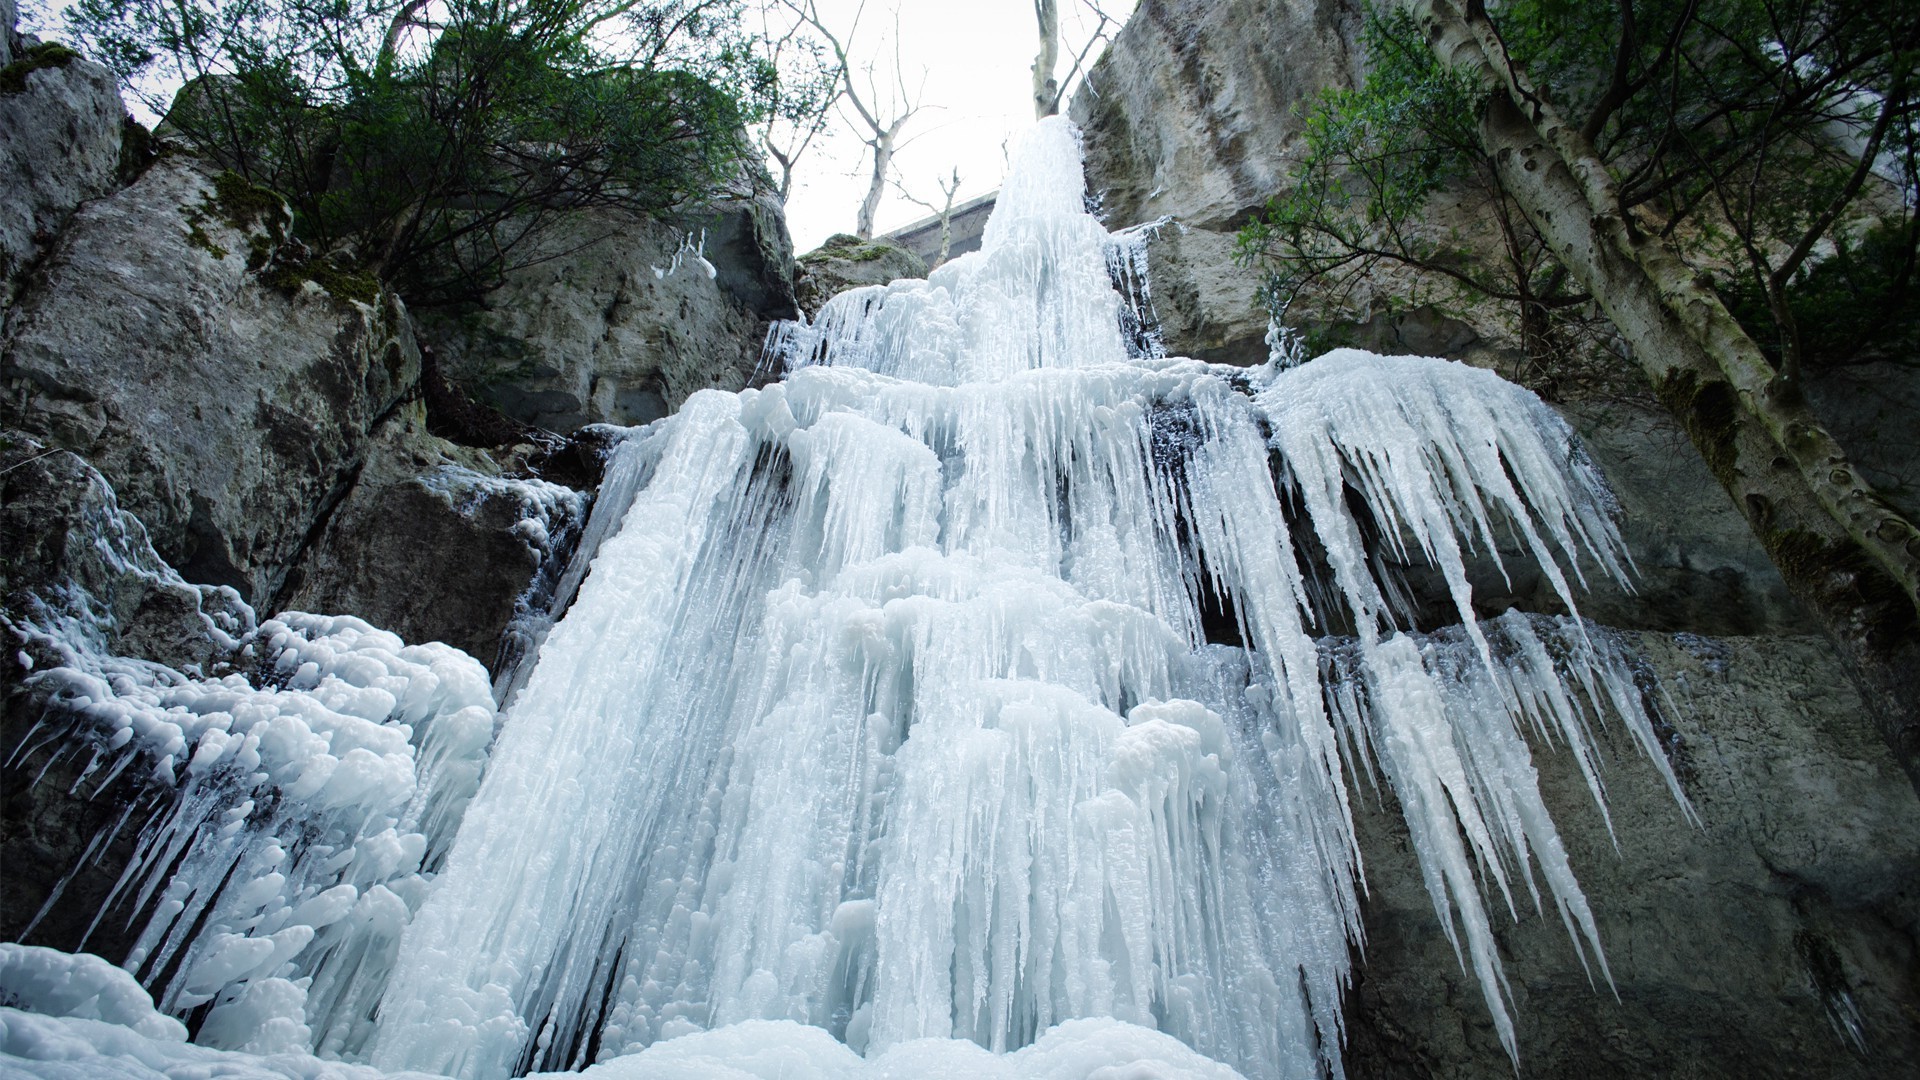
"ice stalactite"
361,117,1688,1080
2,117,1692,1080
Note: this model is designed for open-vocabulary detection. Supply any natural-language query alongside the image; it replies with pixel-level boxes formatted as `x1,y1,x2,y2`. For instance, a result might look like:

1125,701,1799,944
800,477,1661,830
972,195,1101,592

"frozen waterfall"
356,118,1684,1079
1,116,1693,1080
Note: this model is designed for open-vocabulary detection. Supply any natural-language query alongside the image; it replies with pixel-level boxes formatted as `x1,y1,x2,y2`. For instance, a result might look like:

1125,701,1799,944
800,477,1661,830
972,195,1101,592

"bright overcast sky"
777,0,1136,253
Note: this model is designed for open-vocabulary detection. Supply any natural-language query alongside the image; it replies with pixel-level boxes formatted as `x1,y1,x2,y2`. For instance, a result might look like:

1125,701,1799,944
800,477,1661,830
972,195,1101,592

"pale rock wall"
418,196,797,431
0,17,125,312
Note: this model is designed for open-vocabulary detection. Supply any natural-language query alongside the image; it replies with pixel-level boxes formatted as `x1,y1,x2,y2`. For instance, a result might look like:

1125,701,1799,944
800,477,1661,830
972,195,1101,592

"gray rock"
418,201,792,432
2,0,15,66
0,39,125,308
1345,631,1920,1078
1804,358,1920,524
279,409,586,677
690,193,800,323
794,234,928,320
1071,0,1361,233
0,157,419,608
1135,224,1271,366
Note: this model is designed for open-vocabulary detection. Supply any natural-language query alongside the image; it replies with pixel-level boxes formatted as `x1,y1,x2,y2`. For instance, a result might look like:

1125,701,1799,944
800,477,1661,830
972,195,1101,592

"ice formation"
2,117,1691,1080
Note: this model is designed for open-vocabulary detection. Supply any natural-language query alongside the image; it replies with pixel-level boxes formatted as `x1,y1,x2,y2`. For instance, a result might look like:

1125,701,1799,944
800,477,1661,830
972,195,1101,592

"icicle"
8,116,1697,1080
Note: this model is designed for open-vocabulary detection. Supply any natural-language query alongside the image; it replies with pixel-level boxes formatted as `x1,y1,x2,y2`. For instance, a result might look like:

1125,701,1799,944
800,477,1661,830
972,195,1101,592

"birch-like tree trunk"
1397,0,1920,787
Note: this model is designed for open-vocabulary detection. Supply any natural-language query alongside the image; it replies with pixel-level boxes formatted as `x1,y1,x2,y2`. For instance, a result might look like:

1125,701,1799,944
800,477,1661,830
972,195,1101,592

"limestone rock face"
1069,0,1363,367
1073,0,1361,232
279,410,587,677
0,157,419,607
1346,632,1920,1079
794,234,928,319
418,199,797,432
0,33,126,307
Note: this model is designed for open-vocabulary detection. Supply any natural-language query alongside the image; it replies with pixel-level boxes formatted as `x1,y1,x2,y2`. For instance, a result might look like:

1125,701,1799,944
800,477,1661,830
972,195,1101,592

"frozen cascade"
349,116,1689,1080
0,117,1694,1080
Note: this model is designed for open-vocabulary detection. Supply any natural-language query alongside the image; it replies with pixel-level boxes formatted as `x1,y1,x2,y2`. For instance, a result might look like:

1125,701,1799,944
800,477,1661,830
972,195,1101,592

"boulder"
0,31,126,308
418,198,796,432
0,158,419,608
1346,631,1920,1079
794,234,929,319
278,409,588,678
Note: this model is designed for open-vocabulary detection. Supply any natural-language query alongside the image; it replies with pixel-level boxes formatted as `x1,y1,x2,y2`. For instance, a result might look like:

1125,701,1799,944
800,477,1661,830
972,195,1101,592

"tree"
70,0,787,304
781,0,928,239
1242,0,1920,787
750,3,843,200
1031,0,1116,119
893,164,962,264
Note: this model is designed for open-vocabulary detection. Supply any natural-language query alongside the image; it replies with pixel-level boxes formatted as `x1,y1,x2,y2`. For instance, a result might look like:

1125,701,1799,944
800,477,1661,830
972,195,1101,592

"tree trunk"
1397,0,1920,788
856,124,900,240
1033,0,1061,118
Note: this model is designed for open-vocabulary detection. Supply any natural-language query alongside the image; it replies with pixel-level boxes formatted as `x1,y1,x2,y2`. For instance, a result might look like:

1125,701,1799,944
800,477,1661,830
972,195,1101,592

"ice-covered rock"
794,235,929,320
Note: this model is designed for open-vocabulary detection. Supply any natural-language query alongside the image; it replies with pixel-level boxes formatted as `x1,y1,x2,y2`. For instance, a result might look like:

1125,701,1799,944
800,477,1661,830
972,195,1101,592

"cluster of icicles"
24,118,1692,1080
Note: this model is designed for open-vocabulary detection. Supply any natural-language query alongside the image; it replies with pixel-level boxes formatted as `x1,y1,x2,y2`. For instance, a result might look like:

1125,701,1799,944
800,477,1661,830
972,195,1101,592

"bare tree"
753,5,844,201
1032,0,1117,119
893,165,965,264
783,0,930,238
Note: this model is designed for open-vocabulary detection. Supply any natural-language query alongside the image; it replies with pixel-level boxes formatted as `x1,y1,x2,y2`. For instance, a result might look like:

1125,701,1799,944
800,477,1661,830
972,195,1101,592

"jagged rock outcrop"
418,197,797,431
278,409,586,676
1,157,418,608
0,11,126,309
794,234,928,319
1346,632,1920,1079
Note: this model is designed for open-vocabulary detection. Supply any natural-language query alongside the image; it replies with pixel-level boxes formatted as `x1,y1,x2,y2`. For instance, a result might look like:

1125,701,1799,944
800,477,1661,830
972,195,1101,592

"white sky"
775,0,1135,253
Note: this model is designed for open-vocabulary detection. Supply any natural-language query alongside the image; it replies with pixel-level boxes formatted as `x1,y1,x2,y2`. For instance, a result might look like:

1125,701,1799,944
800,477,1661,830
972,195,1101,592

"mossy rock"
0,42,79,95
804,233,903,265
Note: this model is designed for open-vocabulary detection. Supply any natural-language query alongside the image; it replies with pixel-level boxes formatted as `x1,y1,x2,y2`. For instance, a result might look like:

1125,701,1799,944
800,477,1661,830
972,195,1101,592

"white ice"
7,117,1691,1080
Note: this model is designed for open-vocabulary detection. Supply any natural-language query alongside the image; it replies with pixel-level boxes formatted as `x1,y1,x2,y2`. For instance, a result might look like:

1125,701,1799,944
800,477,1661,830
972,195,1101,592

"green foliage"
68,0,787,305
0,40,80,93
1240,0,1920,388
1718,221,1920,371
1236,9,1490,315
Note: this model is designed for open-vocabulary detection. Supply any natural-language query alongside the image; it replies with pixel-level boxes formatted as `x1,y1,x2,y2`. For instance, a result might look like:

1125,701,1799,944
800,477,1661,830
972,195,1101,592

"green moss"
184,220,228,260
209,171,287,234
266,257,380,305
1764,527,1915,644
807,233,898,263
0,42,80,95
1655,368,1740,486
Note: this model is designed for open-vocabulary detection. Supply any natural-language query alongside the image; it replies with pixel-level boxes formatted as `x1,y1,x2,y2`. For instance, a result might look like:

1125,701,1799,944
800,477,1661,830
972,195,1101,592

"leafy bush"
71,0,785,304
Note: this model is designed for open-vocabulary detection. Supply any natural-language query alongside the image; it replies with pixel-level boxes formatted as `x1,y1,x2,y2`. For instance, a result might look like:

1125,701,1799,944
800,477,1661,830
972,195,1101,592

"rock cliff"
1073,1,1919,1076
